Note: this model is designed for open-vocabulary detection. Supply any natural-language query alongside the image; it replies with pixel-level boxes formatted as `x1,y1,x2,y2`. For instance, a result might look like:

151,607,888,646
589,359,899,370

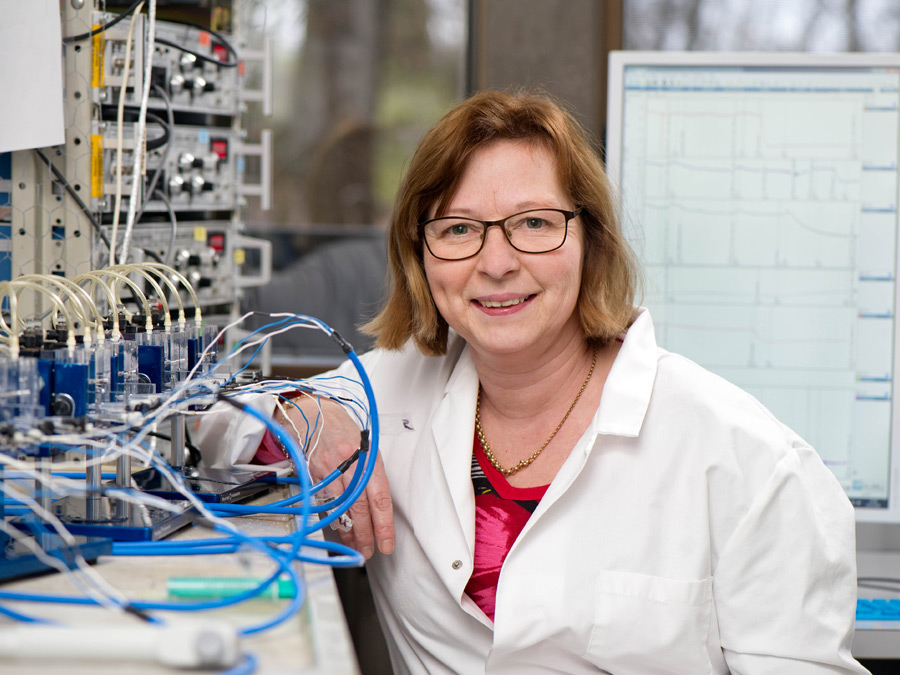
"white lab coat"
197,308,868,675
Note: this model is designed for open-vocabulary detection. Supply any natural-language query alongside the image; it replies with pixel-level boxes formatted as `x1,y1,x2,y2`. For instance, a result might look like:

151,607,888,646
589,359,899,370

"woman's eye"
524,217,545,229
448,222,470,236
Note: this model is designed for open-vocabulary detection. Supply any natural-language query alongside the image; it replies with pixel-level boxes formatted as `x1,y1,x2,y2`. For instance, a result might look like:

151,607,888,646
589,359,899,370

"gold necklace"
475,346,598,476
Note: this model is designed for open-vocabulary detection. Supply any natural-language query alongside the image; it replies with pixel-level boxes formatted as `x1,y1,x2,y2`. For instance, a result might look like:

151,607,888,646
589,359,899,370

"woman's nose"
476,225,519,275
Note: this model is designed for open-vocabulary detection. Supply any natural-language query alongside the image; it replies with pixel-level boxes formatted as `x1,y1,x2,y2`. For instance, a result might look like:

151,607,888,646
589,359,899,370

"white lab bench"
0,484,360,674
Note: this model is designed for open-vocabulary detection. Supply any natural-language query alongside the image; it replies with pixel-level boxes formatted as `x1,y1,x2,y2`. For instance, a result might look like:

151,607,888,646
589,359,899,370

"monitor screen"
605,51,900,523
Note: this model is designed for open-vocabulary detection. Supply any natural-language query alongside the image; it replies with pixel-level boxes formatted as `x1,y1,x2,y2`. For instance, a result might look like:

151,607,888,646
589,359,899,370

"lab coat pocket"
587,570,713,675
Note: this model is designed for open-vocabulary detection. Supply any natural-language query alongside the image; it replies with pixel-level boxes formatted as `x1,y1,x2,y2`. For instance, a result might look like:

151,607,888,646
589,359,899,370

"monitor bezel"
605,50,900,524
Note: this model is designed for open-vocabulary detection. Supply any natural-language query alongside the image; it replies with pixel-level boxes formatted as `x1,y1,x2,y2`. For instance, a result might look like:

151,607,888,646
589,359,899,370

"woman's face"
423,139,584,361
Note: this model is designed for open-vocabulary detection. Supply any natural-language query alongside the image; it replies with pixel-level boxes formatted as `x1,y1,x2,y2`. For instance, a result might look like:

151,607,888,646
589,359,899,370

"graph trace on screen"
608,54,900,518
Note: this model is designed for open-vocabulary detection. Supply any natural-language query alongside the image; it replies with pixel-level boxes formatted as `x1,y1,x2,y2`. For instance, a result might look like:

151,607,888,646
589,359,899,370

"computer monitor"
605,51,900,523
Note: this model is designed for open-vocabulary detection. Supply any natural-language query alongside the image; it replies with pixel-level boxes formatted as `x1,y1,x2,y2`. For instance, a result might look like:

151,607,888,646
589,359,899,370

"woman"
204,90,867,674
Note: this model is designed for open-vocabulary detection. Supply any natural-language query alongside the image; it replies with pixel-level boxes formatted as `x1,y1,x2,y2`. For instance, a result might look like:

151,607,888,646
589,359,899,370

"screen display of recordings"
606,52,900,522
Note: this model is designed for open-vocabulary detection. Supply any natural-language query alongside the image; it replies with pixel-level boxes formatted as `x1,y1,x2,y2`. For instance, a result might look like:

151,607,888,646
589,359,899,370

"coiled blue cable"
0,315,378,642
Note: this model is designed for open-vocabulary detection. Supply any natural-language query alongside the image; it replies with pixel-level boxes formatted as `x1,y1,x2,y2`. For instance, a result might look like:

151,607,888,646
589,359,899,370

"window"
624,0,900,52
240,0,466,365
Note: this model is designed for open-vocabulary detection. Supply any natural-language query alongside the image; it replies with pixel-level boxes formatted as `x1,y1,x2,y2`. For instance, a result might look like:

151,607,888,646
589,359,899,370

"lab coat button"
451,560,462,570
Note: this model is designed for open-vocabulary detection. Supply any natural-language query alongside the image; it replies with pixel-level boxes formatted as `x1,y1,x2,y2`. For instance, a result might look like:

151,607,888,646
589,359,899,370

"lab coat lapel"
430,346,479,549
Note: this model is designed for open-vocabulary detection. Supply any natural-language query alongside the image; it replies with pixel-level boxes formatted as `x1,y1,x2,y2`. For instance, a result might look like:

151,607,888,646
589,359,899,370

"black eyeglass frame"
418,207,584,261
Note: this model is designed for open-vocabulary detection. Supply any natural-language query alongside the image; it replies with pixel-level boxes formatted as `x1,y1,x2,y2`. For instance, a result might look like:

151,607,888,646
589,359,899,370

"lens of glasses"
423,209,570,260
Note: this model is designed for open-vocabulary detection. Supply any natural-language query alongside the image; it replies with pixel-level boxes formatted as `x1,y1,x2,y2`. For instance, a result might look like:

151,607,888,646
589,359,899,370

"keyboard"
857,598,900,622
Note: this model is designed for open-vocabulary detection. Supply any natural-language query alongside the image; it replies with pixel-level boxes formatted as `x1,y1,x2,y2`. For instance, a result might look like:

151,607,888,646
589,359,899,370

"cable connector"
215,392,245,411
312,491,353,532
330,329,354,354
336,429,369,474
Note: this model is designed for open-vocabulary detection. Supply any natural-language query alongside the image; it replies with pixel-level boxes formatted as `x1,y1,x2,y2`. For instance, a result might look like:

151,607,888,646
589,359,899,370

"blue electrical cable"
110,338,378,622
215,314,329,386
0,314,379,641
202,455,360,517
189,333,380,575
200,350,378,536
0,602,51,623
221,340,268,385
0,516,307,627
0,472,116,480
219,652,258,675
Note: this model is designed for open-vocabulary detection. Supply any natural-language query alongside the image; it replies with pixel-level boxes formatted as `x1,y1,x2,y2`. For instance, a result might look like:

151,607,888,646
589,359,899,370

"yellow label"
90,134,104,198
234,249,245,265
91,26,105,88
193,226,208,242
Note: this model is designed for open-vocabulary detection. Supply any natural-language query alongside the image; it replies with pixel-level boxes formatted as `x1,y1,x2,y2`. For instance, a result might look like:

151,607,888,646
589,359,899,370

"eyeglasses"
419,207,583,261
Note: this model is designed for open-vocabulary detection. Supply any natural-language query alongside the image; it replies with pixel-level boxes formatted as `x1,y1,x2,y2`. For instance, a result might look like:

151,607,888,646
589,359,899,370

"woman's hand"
280,397,394,560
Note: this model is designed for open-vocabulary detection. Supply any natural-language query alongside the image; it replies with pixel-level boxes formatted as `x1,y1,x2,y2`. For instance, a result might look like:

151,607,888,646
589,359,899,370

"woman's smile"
474,293,536,311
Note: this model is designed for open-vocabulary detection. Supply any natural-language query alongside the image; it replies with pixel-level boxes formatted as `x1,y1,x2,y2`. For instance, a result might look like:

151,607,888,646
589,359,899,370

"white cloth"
199,308,867,674
190,391,294,476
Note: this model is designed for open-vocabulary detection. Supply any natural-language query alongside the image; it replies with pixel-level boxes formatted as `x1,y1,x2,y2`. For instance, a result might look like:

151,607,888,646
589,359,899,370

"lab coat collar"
591,306,658,438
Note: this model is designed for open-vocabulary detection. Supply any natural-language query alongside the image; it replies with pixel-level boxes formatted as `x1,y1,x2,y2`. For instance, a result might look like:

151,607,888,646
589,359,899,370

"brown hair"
363,89,640,356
